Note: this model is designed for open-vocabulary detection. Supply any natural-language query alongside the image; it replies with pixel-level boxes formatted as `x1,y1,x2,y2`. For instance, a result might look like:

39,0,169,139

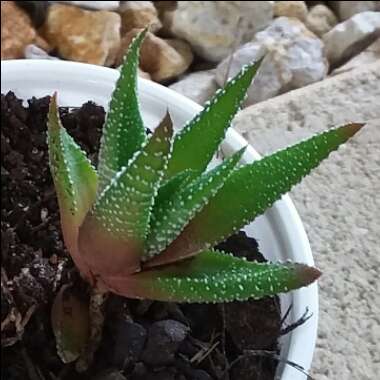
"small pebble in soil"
109,317,147,369
141,319,190,366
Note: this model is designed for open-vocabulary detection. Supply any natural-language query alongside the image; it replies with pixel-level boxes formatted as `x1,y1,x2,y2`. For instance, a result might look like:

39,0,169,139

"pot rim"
1,59,319,380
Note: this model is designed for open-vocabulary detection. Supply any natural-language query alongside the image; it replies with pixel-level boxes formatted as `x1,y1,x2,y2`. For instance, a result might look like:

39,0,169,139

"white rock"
273,1,308,22
323,11,380,66
305,4,338,37
330,1,380,21
170,1,273,62
169,70,219,105
24,44,59,60
52,1,120,11
332,38,380,75
216,17,328,105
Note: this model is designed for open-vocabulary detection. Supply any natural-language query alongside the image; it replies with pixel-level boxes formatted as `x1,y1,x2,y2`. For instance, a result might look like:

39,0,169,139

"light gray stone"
170,1,274,62
169,70,219,105
233,62,380,380
323,11,380,66
305,4,338,37
52,1,120,11
331,1,380,21
332,38,380,75
24,44,59,60
216,17,328,105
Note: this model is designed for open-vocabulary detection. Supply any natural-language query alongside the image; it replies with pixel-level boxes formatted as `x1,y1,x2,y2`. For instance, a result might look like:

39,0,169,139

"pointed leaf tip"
340,122,365,138
48,93,59,129
165,58,262,179
96,27,148,195
158,111,174,136
157,123,363,261
296,264,322,286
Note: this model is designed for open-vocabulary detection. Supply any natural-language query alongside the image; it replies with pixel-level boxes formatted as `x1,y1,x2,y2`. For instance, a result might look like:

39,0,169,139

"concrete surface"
233,62,380,380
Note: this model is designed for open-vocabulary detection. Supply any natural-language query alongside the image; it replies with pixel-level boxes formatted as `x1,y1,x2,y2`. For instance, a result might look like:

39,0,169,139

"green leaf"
102,250,321,303
148,123,364,267
48,94,98,279
48,94,98,223
155,169,199,207
78,113,173,277
97,29,147,195
165,59,263,179
144,148,245,260
51,285,89,363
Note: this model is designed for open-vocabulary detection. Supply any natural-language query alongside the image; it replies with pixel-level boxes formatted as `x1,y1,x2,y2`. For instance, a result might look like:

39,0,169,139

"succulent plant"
48,29,362,358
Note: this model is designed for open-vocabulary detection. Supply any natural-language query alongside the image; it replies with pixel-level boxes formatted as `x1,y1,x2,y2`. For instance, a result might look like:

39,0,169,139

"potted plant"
1,31,362,380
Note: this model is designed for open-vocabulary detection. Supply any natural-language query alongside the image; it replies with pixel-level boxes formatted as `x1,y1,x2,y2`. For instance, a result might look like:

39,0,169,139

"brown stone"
119,1,162,35
41,4,121,66
117,29,193,82
1,1,48,59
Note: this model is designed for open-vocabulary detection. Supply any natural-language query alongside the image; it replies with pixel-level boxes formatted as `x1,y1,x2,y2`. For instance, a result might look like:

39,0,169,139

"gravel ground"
233,62,380,380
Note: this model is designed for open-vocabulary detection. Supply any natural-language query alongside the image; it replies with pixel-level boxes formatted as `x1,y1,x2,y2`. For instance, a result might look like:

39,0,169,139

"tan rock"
117,29,193,82
305,4,338,37
41,4,121,66
34,35,51,52
274,1,308,22
1,1,48,59
119,1,161,35
165,39,193,69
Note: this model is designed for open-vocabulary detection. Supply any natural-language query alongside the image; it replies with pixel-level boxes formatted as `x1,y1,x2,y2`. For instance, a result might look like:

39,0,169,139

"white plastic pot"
1,59,318,380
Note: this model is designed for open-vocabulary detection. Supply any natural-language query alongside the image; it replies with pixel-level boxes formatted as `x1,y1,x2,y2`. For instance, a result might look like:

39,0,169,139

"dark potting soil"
1,92,284,380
